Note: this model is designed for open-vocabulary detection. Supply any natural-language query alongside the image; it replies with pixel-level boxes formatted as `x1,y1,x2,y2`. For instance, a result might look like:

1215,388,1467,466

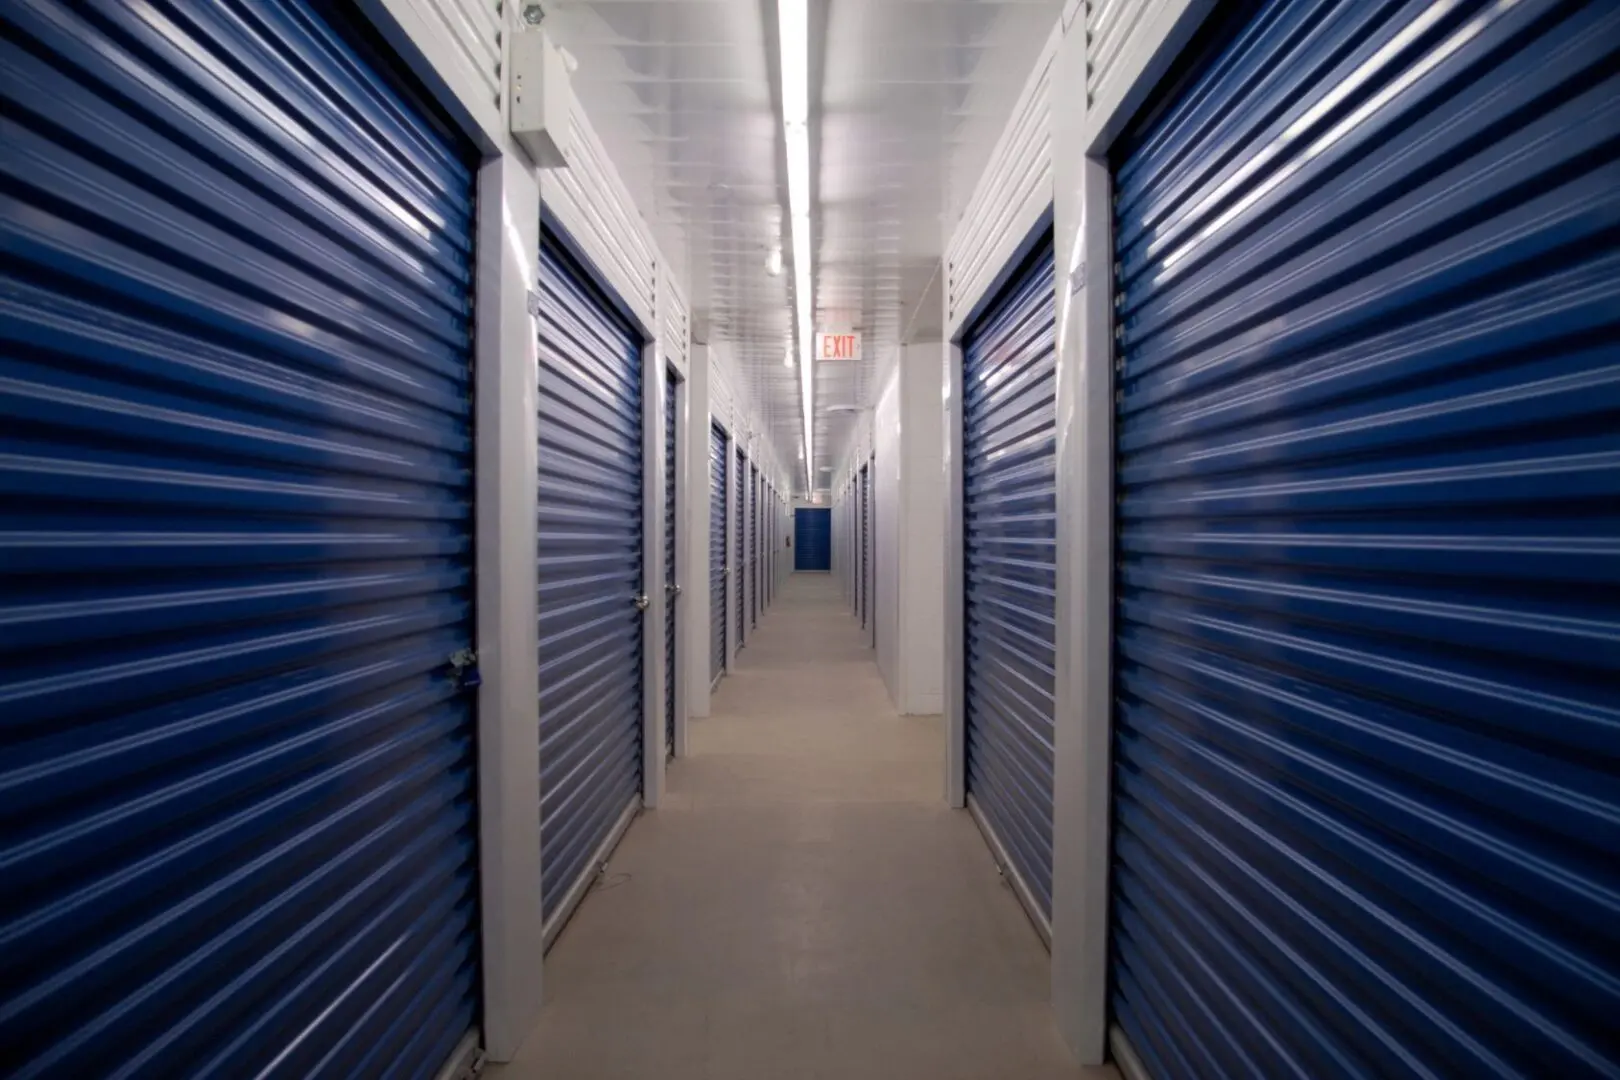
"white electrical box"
510,30,573,169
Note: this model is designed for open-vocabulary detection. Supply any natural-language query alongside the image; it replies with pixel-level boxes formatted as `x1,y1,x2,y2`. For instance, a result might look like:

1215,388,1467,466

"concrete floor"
489,573,1109,1080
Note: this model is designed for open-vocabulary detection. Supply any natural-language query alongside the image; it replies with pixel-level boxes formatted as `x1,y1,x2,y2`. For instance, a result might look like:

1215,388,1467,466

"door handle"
633,594,650,611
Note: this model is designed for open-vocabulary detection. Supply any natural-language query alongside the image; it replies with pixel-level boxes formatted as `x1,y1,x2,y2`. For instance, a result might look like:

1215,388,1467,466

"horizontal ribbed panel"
709,349,737,434
536,231,643,925
961,235,1058,921
710,423,727,682
1085,0,1164,108
946,26,1055,331
1110,0,1620,1076
396,0,500,111
0,0,479,1075
544,104,657,331
662,273,689,373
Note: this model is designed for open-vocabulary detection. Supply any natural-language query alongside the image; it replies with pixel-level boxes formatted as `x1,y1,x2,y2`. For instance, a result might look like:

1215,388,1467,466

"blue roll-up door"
961,233,1057,925
796,508,831,570
535,227,643,930
864,467,871,630
1109,0,1620,1076
749,466,759,628
710,424,728,684
663,368,677,759
736,448,747,649
0,1,480,1075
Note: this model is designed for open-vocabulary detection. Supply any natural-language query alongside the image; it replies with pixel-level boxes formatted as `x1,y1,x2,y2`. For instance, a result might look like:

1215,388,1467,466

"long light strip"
778,0,813,489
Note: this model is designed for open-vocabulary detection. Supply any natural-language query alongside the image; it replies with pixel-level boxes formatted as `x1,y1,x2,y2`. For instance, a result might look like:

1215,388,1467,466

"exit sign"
816,331,862,362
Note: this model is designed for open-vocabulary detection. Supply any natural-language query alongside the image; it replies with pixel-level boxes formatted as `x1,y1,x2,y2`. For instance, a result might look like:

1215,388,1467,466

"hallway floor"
489,574,1106,1080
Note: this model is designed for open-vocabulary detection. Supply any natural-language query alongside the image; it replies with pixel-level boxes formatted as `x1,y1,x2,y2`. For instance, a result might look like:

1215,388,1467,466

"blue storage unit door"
865,463,875,643
749,466,760,628
857,467,866,626
961,233,1057,924
736,448,747,648
535,226,643,929
663,368,677,758
796,509,832,570
0,1,480,1075
710,424,728,684
1109,0,1620,1076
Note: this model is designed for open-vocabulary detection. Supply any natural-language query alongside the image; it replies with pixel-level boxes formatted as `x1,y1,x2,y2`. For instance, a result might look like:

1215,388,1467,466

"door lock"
633,594,650,611
665,583,682,597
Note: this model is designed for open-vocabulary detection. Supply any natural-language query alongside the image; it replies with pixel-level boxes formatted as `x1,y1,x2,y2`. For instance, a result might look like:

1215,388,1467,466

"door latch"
665,583,682,597
448,647,481,690
633,594,650,611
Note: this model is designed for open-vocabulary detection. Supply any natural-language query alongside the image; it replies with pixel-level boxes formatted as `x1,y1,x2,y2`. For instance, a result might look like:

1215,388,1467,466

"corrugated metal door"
749,466,760,628
710,423,727,685
795,509,831,570
867,462,876,647
735,448,746,650
535,226,643,930
1109,0,1620,1076
0,1,480,1075
860,465,870,629
663,368,677,759
961,234,1057,925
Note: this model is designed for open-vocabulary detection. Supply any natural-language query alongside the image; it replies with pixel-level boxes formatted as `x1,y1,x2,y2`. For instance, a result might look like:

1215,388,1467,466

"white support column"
943,336,966,808
671,370,690,755
473,151,544,1062
686,345,713,722
1049,17,1117,1066
642,343,668,809
900,342,947,716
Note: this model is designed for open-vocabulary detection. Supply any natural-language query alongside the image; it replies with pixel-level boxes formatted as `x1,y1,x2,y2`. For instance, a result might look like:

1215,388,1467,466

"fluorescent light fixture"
778,0,807,124
778,0,813,487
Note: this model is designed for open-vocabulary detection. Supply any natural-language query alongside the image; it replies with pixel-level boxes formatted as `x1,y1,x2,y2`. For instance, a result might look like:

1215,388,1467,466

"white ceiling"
544,0,1063,490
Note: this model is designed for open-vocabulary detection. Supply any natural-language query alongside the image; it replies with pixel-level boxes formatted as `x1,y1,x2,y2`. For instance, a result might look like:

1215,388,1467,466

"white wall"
867,345,946,716
874,373,901,695
899,343,946,714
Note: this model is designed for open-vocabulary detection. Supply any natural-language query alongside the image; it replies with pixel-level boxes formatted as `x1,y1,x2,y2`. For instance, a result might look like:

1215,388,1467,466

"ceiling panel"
545,0,1062,491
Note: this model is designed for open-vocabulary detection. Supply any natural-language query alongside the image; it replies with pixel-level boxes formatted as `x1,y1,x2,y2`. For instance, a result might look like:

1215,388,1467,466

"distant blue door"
0,1,480,1074
1107,0,1620,1076
795,508,831,570
535,225,643,932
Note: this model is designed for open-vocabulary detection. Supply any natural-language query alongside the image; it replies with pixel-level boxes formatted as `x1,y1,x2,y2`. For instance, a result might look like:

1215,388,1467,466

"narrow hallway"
492,574,1101,1079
